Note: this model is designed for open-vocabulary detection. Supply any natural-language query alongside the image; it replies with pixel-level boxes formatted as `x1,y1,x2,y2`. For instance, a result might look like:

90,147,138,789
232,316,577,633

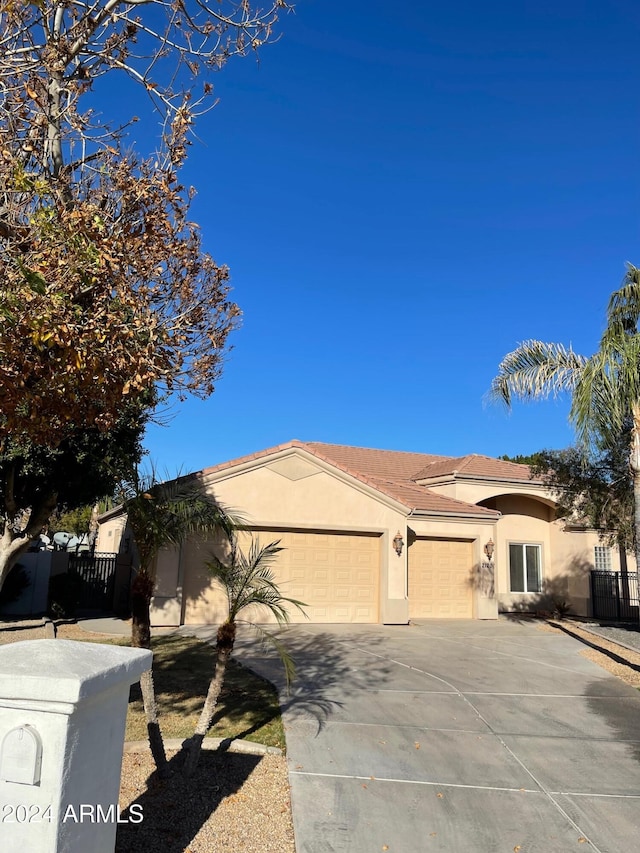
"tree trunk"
0,475,58,594
130,571,154,649
0,530,31,593
183,621,236,777
138,669,168,778
630,408,640,625
130,571,168,777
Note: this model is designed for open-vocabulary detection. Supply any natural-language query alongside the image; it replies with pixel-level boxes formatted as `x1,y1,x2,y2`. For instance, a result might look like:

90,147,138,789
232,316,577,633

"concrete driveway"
232,618,640,853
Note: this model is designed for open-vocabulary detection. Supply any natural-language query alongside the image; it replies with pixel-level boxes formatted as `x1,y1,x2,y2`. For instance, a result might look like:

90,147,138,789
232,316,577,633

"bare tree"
0,1,290,577
0,1,291,182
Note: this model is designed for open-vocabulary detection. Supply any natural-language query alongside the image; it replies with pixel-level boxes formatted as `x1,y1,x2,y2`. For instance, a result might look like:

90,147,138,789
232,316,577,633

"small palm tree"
120,468,235,776
183,535,307,776
489,263,640,580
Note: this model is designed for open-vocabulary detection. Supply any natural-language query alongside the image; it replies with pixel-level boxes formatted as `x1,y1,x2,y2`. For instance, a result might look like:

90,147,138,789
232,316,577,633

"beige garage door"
252,529,380,623
409,538,473,619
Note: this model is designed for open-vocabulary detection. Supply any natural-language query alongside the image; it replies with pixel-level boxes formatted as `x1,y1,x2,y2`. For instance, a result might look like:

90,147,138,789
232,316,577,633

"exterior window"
509,543,542,593
594,546,612,571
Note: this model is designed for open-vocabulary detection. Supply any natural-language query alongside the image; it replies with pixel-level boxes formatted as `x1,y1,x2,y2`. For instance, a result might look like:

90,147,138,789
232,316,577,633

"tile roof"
414,454,537,482
299,442,497,516
200,440,510,518
301,441,449,481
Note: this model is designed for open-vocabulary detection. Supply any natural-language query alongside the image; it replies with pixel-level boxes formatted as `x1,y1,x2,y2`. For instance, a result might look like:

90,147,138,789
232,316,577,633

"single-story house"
96,440,631,625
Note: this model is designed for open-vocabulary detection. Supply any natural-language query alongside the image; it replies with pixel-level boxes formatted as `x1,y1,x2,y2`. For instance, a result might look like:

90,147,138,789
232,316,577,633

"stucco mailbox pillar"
0,639,152,853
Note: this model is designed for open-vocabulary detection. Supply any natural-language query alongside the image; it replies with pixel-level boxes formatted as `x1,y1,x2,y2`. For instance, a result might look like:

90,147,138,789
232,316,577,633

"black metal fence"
590,570,639,621
68,552,117,612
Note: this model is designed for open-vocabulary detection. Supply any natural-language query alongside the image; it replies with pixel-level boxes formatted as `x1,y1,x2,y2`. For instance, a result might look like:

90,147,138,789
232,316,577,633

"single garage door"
408,538,473,619
253,529,380,623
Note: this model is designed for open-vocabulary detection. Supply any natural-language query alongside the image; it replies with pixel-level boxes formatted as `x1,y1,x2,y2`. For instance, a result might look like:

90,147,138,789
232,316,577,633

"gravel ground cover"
571,619,640,652
117,749,294,853
545,618,640,689
0,618,52,643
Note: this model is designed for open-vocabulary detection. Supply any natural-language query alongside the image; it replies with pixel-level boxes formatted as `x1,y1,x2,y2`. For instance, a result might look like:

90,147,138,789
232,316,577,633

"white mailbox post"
0,639,152,853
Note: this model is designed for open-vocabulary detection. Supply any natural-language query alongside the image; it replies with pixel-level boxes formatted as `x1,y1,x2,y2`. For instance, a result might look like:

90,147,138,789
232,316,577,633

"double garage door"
408,538,474,619
252,529,380,623
254,531,473,622
186,530,473,624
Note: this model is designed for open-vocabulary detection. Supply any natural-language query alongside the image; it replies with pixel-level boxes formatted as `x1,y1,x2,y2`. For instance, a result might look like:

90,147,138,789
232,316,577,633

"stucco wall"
422,481,609,617
428,478,554,507
181,533,231,625
95,515,128,554
203,463,405,531
491,495,554,613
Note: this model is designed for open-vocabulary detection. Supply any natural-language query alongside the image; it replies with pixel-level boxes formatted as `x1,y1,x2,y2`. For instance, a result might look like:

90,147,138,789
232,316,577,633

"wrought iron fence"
68,552,117,612
590,570,639,622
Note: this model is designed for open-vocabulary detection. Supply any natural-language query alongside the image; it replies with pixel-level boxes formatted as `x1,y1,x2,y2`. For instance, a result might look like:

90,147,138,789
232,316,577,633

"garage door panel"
252,529,380,623
409,538,473,619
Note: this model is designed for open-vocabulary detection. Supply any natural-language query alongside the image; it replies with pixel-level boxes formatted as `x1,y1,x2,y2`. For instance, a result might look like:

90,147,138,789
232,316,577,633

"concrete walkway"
222,619,640,853
74,615,175,636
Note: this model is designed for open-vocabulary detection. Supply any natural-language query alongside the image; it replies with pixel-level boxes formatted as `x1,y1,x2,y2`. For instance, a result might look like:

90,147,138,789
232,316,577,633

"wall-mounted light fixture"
483,538,495,562
393,531,404,556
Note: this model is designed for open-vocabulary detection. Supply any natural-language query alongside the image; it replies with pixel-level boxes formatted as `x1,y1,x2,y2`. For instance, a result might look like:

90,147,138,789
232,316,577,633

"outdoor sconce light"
393,531,404,557
484,538,495,562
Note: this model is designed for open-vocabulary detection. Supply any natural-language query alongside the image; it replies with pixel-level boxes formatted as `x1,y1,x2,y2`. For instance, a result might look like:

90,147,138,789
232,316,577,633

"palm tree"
489,263,640,583
120,468,235,776
183,535,306,776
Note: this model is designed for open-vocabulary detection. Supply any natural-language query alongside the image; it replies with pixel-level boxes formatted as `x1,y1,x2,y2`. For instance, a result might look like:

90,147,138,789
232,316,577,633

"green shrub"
552,598,572,620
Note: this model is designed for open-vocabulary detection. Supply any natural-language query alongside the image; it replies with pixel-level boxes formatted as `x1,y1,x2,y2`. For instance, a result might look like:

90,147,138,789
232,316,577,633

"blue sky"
132,0,640,473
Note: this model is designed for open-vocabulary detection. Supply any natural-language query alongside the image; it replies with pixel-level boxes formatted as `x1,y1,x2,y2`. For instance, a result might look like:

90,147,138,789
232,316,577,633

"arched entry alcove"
477,493,592,614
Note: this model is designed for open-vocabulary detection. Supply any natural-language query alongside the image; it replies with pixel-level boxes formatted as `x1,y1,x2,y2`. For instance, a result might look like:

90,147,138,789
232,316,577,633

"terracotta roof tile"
199,441,500,517
365,478,498,516
300,443,496,516
302,441,449,481
414,454,536,482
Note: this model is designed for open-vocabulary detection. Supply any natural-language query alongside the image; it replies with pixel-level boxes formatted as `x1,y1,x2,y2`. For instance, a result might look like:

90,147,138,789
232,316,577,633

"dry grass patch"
56,623,285,749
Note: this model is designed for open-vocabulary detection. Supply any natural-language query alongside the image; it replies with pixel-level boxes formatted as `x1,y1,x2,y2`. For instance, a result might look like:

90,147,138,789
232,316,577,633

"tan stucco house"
97,440,628,626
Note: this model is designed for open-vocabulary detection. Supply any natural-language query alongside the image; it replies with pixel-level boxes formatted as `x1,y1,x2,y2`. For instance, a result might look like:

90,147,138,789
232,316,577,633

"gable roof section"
414,453,538,483
200,440,500,519
301,442,498,517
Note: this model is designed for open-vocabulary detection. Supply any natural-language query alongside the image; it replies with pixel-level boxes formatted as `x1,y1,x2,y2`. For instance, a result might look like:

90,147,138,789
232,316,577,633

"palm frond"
487,340,588,407
205,535,308,625
121,465,237,575
236,621,298,688
570,336,640,447
603,264,640,344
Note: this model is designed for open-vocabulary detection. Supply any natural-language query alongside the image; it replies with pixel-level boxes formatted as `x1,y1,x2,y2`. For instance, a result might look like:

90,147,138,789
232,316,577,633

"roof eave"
408,507,500,522
416,472,543,488
97,503,125,523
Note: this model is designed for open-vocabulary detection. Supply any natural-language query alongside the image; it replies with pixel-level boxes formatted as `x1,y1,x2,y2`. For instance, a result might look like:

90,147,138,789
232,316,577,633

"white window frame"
594,546,612,572
508,542,542,593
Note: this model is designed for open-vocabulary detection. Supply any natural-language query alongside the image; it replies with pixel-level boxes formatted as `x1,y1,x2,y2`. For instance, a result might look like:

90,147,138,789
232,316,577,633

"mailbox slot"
1,725,43,785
